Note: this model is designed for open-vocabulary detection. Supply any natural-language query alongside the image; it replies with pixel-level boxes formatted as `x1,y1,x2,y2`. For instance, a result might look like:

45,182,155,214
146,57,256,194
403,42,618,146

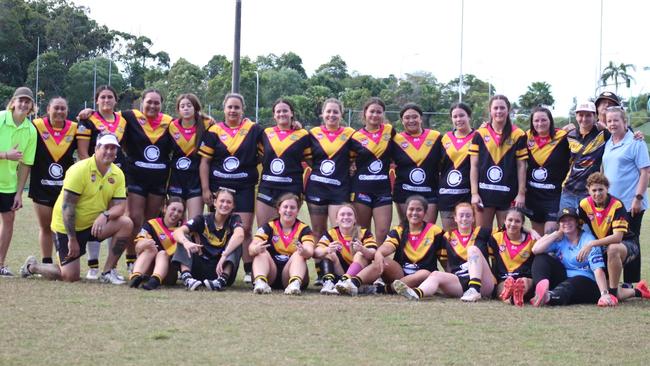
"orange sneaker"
597,294,619,307
512,278,526,307
635,280,650,299
531,279,549,307
499,276,515,302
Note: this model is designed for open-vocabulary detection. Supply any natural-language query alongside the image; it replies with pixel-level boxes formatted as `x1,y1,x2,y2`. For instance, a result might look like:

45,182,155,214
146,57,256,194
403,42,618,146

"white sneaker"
253,278,272,294
243,272,253,285
392,280,419,301
358,284,377,295
20,256,37,278
320,279,338,295
184,277,202,291
99,269,126,285
284,280,302,295
85,268,100,280
127,262,135,276
0,266,14,277
460,287,482,302
335,278,358,296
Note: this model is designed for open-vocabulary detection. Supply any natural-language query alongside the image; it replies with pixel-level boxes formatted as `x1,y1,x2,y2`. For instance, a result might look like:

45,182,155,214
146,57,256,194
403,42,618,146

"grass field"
2,194,650,365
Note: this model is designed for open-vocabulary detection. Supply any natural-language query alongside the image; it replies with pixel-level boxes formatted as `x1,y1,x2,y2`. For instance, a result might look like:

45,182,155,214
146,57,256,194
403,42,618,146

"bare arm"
514,159,526,208
470,155,482,207
77,139,90,160
532,230,562,255
199,157,212,205
221,226,245,258
11,163,31,210
631,167,650,216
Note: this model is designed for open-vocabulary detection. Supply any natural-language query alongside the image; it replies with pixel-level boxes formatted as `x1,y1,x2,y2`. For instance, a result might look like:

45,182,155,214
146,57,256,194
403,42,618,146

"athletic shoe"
598,293,619,307
358,284,377,295
635,280,650,299
243,272,253,285
460,288,481,302
128,275,144,288
184,277,202,291
499,276,515,301
204,278,227,291
314,277,323,287
531,279,550,307
100,269,126,285
142,277,160,291
392,280,419,301
20,256,37,278
253,278,272,294
512,278,526,307
320,279,338,295
0,266,14,277
335,279,358,296
284,280,302,295
85,268,100,280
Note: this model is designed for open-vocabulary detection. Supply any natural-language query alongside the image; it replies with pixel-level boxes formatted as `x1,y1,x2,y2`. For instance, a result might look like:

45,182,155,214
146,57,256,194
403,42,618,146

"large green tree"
518,81,555,113
600,61,635,94
64,57,125,117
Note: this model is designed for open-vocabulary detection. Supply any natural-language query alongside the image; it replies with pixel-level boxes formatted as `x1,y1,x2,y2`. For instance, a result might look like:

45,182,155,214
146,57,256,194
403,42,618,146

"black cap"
595,91,621,108
557,207,579,221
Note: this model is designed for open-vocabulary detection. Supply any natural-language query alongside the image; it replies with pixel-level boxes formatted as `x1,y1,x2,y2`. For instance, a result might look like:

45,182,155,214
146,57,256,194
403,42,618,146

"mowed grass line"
1,194,650,365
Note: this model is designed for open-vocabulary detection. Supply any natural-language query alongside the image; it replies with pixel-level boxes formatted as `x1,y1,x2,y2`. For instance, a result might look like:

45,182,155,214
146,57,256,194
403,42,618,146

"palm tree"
600,61,636,94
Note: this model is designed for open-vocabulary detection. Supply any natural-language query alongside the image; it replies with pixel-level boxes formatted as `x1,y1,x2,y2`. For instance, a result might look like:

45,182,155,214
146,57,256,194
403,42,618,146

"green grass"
2,194,650,365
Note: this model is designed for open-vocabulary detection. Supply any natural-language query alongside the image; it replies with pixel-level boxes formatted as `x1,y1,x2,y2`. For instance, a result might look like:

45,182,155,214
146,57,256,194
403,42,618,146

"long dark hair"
529,106,555,139
488,95,512,146
398,195,429,248
176,93,206,150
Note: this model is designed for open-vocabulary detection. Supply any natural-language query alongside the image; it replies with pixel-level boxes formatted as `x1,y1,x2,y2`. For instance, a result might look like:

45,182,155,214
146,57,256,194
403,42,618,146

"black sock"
635,289,642,298
126,254,136,266
143,275,161,290
243,262,252,274
469,277,482,292
180,271,192,281
323,273,335,282
42,257,53,264
413,287,424,299
609,287,618,297
216,276,227,287
87,259,99,268
350,276,361,288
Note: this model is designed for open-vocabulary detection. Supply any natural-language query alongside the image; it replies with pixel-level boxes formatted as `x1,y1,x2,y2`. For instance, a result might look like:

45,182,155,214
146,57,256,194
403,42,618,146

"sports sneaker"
460,287,481,302
0,266,14,277
284,280,302,295
499,276,515,302
184,277,202,291
531,279,550,307
392,280,419,301
128,274,144,288
512,278,526,307
99,269,126,285
243,272,253,285
320,279,337,295
204,278,227,291
253,278,272,294
85,268,100,280
142,277,160,291
358,284,377,295
335,278,358,296
635,280,650,299
598,293,619,307
20,256,37,278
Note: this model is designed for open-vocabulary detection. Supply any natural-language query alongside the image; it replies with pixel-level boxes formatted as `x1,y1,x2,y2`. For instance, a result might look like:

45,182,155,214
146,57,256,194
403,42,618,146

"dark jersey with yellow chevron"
488,230,535,281
563,127,610,196
135,217,179,256
469,125,527,207
169,118,211,174
349,123,394,194
29,118,82,201
442,227,491,275
525,129,570,201
199,119,263,188
258,126,311,192
578,195,634,240
78,111,127,167
305,126,355,194
121,110,173,171
391,129,442,197
385,223,444,272
255,219,314,261
439,130,475,210
317,226,377,268
185,213,243,258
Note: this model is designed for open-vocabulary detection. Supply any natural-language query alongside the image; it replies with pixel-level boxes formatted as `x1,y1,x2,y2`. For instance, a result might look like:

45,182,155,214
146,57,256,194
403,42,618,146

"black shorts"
269,254,309,290
167,169,202,200
125,165,168,197
28,181,62,208
351,192,393,208
0,192,15,213
604,239,640,266
172,244,241,284
53,228,98,265
524,195,560,223
257,186,302,206
392,185,438,205
305,189,349,206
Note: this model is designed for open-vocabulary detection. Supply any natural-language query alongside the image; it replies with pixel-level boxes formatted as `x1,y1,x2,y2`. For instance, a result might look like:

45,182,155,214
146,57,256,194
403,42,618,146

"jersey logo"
311,126,354,159
132,110,172,144
34,118,77,162
475,126,525,164
264,127,307,158
442,131,474,168
211,119,255,155
351,124,391,159
394,129,440,166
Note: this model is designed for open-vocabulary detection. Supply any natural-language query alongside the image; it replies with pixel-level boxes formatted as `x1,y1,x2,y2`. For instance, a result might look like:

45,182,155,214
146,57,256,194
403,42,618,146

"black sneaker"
204,278,227,291
142,277,161,291
129,274,144,288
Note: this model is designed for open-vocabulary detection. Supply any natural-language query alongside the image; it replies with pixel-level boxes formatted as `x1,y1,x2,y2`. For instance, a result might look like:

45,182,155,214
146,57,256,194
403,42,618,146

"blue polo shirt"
545,231,605,281
603,130,650,211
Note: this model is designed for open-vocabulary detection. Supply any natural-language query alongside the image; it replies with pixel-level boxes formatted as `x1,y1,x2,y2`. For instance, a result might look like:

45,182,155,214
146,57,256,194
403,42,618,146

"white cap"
96,134,120,147
575,100,596,113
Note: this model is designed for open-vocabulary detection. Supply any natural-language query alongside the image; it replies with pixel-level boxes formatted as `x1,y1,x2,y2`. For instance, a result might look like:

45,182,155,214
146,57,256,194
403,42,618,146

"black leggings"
624,210,643,283
532,254,600,306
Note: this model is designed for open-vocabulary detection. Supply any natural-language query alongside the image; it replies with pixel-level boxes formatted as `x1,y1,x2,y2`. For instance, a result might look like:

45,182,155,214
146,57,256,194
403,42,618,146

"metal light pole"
35,37,40,111
254,70,259,123
597,0,603,94
93,59,97,110
232,0,242,93
459,0,464,103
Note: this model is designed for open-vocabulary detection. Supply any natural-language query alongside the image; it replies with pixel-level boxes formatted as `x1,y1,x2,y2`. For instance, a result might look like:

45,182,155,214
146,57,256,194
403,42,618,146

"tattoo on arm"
62,190,80,238
112,237,128,256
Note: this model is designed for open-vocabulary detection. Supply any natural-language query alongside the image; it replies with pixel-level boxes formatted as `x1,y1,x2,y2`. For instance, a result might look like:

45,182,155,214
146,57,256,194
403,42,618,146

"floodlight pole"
232,0,242,93
459,0,464,103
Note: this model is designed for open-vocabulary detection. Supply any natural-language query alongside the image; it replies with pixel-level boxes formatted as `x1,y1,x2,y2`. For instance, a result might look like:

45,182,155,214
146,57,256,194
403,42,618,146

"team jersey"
199,119,263,188
441,227,491,276
438,130,475,210
135,217,179,256
121,109,173,171
488,230,535,281
184,213,243,257
349,124,394,194
525,129,571,201
168,118,211,174
391,129,442,196
317,226,377,267
469,125,528,207
255,219,314,262
385,223,445,273
78,111,127,166
29,118,82,197
563,127,610,196
545,231,605,282
258,126,311,192
578,195,634,240
305,126,355,194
